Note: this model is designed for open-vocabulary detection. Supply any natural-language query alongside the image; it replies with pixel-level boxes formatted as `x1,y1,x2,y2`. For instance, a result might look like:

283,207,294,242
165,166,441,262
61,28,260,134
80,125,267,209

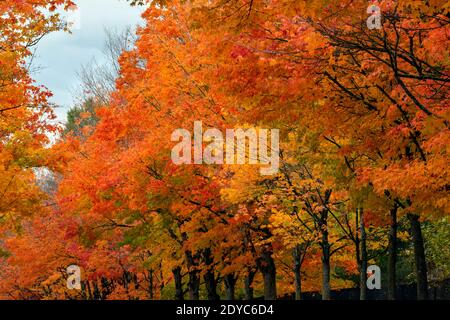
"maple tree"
0,0,74,299
0,0,448,301
0,0,71,223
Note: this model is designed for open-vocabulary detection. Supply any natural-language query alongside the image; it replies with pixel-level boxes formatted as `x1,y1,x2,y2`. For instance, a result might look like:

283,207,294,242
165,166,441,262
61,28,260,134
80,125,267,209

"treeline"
0,0,448,300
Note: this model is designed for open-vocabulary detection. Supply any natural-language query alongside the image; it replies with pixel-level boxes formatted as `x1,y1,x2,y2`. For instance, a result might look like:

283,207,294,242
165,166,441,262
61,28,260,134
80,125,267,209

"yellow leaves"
41,273,62,286
369,238,387,252
364,153,450,216
220,165,262,204
96,240,109,250
398,231,410,243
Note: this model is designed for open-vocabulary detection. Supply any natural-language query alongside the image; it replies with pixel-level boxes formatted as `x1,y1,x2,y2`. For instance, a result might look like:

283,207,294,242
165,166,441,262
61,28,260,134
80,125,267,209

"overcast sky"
31,0,144,123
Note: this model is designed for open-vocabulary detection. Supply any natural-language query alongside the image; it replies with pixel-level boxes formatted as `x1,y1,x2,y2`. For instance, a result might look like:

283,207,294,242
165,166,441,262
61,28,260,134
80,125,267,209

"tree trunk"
321,209,331,300
408,213,428,300
172,267,183,300
359,208,367,301
84,281,93,300
321,242,331,300
224,274,237,300
259,247,277,300
204,271,219,300
185,251,200,300
93,281,101,300
159,265,164,293
203,249,220,300
244,270,256,300
293,245,303,300
148,269,154,300
188,270,200,300
387,204,398,300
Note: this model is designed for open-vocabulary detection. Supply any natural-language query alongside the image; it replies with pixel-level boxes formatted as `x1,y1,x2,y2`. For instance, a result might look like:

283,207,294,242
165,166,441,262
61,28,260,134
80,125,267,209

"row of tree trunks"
173,212,427,301
386,205,428,301
170,264,266,301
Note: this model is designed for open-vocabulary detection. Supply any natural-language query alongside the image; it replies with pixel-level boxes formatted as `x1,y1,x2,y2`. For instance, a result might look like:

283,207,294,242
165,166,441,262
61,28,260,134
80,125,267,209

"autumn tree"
1,0,447,301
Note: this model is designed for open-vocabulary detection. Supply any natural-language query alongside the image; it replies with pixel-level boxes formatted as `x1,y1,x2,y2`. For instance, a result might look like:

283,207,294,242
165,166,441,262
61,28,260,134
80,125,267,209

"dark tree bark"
408,213,428,300
321,237,331,300
159,265,164,293
244,269,256,300
224,273,237,300
316,190,332,301
148,269,154,300
203,249,220,301
188,270,200,300
84,281,93,300
172,267,184,300
359,208,367,301
204,271,219,301
185,251,200,300
320,207,331,300
259,246,277,300
93,281,101,300
293,245,303,300
387,204,398,300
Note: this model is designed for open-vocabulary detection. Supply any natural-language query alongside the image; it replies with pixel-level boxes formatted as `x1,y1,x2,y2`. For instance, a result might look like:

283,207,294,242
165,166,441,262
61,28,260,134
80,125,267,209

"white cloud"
31,0,145,123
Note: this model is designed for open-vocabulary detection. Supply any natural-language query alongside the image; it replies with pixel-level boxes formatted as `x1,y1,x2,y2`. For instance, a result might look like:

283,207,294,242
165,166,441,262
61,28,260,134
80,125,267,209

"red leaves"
0,0,448,300
230,45,252,59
